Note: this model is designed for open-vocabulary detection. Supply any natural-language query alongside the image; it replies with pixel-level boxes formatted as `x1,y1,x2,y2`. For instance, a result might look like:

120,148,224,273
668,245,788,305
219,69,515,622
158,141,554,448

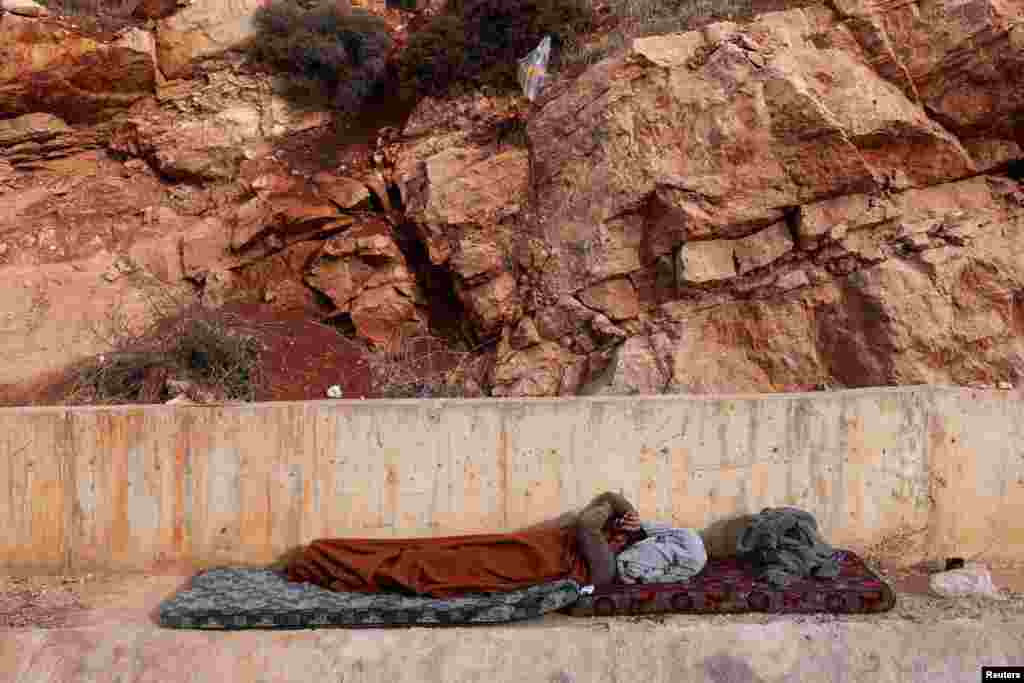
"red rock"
0,15,155,124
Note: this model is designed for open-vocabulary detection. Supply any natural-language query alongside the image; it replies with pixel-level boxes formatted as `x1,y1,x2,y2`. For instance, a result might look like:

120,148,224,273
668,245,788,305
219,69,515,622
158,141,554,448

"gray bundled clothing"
736,507,840,587
616,522,708,584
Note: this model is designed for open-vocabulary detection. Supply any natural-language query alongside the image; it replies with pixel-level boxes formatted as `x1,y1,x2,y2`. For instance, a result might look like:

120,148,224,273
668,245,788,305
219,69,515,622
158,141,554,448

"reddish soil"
224,302,379,401
229,302,472,401
0,300,478,407
272,120,378,179
0,367,84,408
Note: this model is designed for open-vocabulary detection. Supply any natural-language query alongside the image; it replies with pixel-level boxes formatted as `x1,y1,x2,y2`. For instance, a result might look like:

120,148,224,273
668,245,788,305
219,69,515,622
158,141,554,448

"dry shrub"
559,0,756,69
36,0,143,32
65,283,264,405
368,333,493,398
398,0,596,99
37,0,140,14
250,0,393,114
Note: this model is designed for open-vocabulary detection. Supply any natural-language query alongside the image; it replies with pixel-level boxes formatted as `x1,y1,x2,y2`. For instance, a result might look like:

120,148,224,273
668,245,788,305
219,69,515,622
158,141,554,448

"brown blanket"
286,527,590,598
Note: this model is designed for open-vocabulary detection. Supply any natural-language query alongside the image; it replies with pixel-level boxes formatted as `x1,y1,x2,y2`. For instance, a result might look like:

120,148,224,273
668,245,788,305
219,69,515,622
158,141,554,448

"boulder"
4,4,1024,401
235,241,325,315
397,141,528,336
0,14,156,124
156,0,266,79
350,284,426,348
456,271,520,336
661,299,824,394
526,7,982,303
798,194,898,249
304,220,426,346
389,93,534,344
306,223,410,307
230,197,277,252
180,217,236,281
676,222,796,285
133,0,177,20
578,277,641,321
451,240,505,283
0,151,172,268
733,222,795,275
490,340,572,397
509,317,542,350
1,0,48,18
400,145,529,264
241,158,298,198
108,70,329,183
109,117,246,183
578,336,670,396
314,174,373,211
0,113,82,166
828,0,1024,160
229,193,353,254
0,255,196,387
679,240,738,284
483,5,1024,397
535,297,593,342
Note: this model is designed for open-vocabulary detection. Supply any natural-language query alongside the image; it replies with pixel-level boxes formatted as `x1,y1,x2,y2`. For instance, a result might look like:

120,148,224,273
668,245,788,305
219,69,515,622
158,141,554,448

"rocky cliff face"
0,0,406,391
1,0,1022,400
496,0,1024,396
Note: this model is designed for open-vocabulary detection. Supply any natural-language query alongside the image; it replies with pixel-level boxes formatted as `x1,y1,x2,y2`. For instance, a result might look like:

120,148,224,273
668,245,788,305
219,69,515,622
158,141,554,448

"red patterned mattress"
562,550,895,617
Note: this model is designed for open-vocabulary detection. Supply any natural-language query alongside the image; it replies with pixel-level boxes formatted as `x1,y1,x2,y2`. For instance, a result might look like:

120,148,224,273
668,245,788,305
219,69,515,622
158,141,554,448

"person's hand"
617,511,641,532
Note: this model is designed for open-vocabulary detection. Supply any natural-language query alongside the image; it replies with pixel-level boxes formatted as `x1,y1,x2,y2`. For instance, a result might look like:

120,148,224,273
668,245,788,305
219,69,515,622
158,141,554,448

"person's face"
606,529,631,554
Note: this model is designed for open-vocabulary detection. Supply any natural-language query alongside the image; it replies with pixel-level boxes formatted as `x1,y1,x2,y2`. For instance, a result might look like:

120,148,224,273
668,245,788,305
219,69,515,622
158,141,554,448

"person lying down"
283,492,708,598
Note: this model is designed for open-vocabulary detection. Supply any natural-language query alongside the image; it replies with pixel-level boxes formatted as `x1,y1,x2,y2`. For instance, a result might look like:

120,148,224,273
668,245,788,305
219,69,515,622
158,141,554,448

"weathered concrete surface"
4,620,1023,683
2,386,1024,574
1,574,1022,683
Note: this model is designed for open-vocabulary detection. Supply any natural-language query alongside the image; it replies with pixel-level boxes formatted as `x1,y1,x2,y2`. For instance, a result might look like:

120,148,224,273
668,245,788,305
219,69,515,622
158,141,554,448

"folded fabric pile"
736,507,840,587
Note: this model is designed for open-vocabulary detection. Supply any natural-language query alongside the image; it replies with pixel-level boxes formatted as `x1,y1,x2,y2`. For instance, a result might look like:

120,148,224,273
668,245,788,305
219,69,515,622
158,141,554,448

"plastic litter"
518,35,552,102
929,562,1006,600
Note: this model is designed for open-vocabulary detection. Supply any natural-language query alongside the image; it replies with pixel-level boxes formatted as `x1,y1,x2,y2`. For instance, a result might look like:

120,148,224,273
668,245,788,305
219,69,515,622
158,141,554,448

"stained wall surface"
2,386,1022,573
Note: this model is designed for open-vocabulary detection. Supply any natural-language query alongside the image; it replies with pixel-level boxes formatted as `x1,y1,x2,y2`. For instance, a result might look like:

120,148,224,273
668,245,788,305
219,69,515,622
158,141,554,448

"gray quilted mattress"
158,567,582,629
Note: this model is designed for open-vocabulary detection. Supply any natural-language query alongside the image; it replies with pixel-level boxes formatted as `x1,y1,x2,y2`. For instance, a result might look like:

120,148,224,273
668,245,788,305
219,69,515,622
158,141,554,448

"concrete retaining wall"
2,386,1023,574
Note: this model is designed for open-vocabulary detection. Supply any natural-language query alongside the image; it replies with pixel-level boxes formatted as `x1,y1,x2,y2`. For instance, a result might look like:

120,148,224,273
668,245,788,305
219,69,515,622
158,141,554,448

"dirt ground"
0,300,473,405
222,303,380,402
227,302,472,401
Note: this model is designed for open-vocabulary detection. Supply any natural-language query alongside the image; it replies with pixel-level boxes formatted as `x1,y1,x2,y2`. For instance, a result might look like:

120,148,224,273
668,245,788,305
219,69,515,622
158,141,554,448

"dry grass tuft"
558,0,756,69
65,282,264,405
36,0,143,32
368,333,494,398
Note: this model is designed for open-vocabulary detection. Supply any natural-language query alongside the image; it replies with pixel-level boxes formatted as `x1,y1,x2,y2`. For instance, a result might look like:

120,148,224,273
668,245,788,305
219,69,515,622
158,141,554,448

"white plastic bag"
517,35,552,102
